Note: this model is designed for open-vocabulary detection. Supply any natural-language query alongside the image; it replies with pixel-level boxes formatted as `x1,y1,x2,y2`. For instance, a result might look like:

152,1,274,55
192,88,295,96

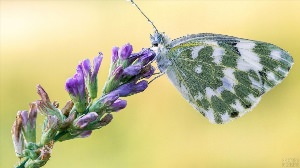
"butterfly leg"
148,72,165,84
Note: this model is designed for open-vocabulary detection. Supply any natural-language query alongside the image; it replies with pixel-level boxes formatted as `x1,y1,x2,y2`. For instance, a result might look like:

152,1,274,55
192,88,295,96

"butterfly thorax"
150,32,172,72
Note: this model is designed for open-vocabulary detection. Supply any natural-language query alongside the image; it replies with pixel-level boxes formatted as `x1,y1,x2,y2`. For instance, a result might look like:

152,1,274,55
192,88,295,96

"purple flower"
110,80,148,97
65,65,85,100
111,66,124,80
134,80,148,93
11,43,159,168
112,46,119,63
74,112,98,129
77,130,92,138
87,114,113,129
126,48,155,65
81,54,103,83
88,91,119,114
81,59,91,77
101,92,120,106
119,43,133,60
92,54,102,80
142,65,156,79
81,54,103,99
103,44,156,95
123,64,142,76
110,83,133,97
109,99,127,112
137,48,156,66
75,65,85,99
65,65,87,113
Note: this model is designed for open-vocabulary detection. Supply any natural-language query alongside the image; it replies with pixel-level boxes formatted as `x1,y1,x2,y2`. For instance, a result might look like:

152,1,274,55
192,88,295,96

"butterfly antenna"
127,0,158,32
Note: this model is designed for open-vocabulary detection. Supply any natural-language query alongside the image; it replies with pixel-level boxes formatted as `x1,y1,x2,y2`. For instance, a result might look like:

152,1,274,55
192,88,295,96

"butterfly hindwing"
163,33,293,124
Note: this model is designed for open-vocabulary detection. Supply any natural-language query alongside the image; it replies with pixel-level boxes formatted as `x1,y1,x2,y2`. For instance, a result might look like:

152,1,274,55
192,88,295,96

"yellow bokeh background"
1,0,299,167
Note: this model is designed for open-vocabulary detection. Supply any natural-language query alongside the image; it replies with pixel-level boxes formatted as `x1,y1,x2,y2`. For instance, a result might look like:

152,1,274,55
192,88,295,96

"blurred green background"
1,0,299,167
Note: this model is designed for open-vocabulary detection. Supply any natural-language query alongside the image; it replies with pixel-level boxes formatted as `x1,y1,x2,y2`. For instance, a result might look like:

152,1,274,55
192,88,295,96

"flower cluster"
11,43,156,168
90,44,156,114
65,55,103,113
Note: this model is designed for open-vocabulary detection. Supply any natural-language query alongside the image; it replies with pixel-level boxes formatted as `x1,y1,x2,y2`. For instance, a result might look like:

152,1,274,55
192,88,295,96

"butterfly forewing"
164,34,293,124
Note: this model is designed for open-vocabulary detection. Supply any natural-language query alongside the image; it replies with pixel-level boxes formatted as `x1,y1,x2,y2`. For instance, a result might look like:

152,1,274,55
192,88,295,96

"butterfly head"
150,32,172,72
150,32,171,47
150,32,162,47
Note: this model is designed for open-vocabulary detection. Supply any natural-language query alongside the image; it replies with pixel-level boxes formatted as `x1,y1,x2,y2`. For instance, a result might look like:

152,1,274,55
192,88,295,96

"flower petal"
81,59,91,80
138,48,156,65
74,112,98,129
123,64,142,76
92,53,103,80
78,130,92,138
110,99,127,112
119,43,133,59
134,80,148,93
112,46,119,63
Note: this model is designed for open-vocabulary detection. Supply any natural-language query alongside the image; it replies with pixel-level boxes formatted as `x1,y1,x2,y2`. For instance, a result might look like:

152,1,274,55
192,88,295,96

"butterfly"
129,0,294,124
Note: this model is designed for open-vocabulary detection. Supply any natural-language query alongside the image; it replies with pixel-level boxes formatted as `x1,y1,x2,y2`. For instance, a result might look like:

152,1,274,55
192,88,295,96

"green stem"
16,158,28,168
53,130,68,142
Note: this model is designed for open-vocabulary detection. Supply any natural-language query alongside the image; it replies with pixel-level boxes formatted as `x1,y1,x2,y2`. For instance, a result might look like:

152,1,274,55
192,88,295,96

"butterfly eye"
152,43,158,47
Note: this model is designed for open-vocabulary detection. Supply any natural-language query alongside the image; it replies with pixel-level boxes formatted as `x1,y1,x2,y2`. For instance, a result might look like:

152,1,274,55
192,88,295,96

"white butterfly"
130,0,294,124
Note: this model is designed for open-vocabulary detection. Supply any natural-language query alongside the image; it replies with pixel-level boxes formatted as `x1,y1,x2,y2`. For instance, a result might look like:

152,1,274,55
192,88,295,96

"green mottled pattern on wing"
164,33,293,124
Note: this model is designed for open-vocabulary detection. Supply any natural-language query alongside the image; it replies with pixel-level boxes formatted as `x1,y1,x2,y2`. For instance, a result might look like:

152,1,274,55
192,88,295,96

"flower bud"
88,92,119,114
11,113,24,158
134,80,148,93
110,83,134,97
137,48,156,66
65,65,87,113
111,46,119,63
112,66,124,80
99,113,113,126
109,99,127,112
73,112,98,129
77,130,92,138
102,92,119,106
111,80,148,97
86,113,113,129
141,65,156,79
123,64,142,76
119,43,133,60
81,54,103,99
92,54,102,80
